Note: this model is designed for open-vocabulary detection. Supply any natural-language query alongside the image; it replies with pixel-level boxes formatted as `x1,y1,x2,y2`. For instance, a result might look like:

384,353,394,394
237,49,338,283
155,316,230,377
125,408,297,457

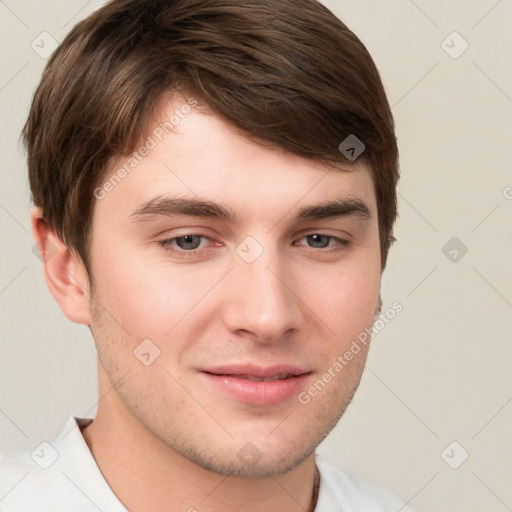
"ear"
31,206,91,325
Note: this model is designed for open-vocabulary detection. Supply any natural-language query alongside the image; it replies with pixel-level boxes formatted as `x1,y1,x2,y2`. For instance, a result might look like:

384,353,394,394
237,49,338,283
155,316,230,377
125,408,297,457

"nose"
222,243,304,343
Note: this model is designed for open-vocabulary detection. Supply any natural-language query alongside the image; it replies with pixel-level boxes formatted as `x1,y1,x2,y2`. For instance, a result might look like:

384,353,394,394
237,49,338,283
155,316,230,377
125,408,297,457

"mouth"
205,372,299,382
199,364,312,406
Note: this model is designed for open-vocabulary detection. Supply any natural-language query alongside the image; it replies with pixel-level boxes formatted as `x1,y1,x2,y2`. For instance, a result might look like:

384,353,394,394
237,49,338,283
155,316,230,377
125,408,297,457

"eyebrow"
129,195,372,224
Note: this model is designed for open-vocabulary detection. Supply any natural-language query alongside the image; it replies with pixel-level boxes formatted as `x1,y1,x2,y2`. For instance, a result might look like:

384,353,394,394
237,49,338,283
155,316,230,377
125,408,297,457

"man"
0,0,412,510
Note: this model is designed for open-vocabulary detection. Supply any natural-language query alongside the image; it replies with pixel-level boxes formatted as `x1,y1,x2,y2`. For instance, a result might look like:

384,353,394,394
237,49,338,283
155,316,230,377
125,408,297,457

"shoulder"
315,454,414,511
0,449,66,511
0,416,125,512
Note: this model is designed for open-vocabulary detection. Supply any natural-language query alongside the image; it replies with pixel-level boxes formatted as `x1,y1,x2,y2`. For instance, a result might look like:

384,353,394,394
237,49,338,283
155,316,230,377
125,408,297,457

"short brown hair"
22,0,399,276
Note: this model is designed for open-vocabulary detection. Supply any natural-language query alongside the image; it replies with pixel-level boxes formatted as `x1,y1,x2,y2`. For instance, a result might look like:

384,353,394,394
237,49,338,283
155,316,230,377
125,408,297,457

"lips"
199,364,311,406
224,373,294,382
202,364,309,380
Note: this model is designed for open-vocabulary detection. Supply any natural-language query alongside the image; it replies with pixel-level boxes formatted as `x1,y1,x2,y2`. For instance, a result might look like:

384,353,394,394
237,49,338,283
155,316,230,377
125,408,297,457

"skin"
31,96,382,512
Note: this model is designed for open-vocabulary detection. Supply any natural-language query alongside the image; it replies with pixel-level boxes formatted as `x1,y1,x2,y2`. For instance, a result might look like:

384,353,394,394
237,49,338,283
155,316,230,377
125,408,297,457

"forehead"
95,96,377,226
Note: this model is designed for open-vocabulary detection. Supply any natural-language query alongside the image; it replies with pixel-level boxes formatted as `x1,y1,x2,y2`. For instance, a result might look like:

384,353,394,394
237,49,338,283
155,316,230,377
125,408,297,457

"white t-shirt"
0,416,413,511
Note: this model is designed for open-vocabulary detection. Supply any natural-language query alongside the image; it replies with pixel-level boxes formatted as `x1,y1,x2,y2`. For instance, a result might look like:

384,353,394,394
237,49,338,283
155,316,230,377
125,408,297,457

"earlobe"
31,206,92,325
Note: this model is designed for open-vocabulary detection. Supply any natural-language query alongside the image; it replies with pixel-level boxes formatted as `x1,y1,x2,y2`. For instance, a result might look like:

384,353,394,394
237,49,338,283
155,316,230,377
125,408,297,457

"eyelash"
157,232,350,258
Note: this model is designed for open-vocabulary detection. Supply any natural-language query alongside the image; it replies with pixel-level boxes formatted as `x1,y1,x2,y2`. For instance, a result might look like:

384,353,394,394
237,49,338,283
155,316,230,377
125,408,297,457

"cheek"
299,256,380,339
90,238,169,333
92,243,220,338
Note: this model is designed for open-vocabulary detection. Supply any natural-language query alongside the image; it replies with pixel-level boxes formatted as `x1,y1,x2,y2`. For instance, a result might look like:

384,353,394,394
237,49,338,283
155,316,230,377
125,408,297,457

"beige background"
1,1,511,511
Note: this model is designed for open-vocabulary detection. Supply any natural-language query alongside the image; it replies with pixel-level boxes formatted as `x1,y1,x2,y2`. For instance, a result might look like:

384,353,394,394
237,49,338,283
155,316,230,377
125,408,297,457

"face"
87,96,381,478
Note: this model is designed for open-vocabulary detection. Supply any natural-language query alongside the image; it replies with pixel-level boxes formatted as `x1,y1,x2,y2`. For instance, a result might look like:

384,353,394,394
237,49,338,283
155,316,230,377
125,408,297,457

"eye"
159,234,214,255
296,234,350,252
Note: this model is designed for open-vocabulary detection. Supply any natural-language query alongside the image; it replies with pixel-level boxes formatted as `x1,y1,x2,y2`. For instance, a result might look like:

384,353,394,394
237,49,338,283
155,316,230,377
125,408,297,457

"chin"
161,424,317,478
193,445,315,478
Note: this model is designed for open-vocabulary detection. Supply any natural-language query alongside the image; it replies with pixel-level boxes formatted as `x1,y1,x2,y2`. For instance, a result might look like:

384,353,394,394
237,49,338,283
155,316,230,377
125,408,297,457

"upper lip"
201,364,310,378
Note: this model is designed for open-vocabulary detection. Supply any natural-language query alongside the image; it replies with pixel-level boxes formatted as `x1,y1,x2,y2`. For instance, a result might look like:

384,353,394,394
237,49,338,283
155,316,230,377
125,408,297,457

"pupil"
308,234,329,248
177,235,201,250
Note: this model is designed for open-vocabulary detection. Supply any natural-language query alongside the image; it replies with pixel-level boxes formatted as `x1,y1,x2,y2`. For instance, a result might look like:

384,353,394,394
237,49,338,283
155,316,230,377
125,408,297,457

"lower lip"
200,372,311,406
